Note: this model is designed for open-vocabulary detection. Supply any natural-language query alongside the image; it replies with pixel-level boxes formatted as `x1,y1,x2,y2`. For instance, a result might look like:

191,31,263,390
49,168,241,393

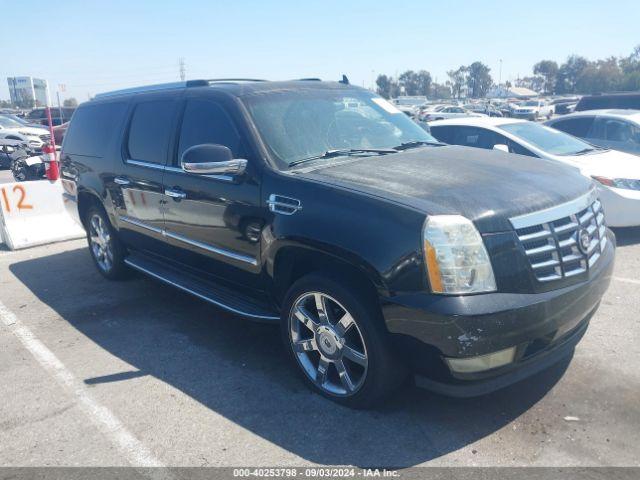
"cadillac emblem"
577,228,591,255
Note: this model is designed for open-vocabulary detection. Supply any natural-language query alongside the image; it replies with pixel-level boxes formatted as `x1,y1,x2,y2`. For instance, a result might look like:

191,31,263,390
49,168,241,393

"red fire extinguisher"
43,144,59,181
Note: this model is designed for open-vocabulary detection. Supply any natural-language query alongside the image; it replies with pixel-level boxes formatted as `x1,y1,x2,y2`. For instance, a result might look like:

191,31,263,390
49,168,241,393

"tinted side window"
127,100,176,164
62,102,127,157
451,127,492,148
508,141,537,157
551,117,594,137
604,119,636,141
429,126,455,144
28,109,45,119
177,100,243,160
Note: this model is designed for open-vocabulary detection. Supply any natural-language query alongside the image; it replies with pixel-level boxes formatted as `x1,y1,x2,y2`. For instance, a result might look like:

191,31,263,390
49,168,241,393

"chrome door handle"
164,188,187,199
114,176,130,185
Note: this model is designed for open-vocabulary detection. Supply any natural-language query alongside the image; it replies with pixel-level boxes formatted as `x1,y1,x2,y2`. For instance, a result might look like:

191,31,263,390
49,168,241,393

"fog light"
446,347,516,373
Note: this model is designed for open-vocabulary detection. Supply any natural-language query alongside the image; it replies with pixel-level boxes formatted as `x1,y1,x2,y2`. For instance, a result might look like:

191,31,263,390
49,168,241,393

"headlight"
592,176,640,191
423,215,496,294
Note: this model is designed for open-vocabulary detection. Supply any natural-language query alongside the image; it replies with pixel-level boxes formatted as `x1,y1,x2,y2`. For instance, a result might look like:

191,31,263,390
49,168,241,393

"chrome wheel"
89,214,113,272
289,292,368,396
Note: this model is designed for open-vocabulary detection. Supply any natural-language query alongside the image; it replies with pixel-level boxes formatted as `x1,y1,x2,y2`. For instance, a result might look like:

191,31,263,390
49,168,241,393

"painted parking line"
0,300,165,468
613,276,640,285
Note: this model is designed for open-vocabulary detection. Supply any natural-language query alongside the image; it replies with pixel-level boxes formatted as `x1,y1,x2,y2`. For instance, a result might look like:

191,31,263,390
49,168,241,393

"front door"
161,96,264,290
112,94,178,254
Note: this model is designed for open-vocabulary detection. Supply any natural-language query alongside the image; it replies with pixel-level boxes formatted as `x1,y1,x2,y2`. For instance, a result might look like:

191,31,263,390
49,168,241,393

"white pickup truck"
511,100,554,121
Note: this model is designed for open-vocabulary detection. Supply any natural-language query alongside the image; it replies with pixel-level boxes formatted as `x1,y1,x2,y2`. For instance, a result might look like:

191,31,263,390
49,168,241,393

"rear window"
126,100,176,164
62,102,127,157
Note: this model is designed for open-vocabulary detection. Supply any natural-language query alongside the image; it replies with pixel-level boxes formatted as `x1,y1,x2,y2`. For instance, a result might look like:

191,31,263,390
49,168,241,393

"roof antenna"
339,74,349,85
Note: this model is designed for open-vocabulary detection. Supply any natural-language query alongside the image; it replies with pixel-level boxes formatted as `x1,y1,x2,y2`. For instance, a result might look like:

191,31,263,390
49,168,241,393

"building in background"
7,77,49,108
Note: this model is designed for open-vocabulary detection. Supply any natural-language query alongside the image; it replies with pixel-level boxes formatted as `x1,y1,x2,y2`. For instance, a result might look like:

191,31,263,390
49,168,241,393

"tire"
84,205,130,280
281,272,406,408
11,159,33,182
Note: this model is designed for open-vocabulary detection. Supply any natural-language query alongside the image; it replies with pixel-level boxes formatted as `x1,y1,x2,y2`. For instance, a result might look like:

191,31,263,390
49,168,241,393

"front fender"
262,171,428,297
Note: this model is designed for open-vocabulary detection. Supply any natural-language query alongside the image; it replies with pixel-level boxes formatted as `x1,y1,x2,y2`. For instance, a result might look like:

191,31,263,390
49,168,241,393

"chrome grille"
39,133,50,142
510,191,607,283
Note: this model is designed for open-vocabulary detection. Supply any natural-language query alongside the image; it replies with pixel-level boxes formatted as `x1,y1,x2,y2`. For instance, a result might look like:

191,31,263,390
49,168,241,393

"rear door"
593,117,640,155
112,93,179,253
160,94,264,289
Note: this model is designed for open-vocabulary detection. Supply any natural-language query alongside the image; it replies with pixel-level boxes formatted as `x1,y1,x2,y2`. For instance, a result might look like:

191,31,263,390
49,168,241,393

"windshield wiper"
288,148,397,168
571,148,596,155
392,140,445,151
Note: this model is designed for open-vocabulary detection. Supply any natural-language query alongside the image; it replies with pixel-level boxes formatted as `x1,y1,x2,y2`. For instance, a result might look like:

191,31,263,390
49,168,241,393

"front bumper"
383,230,615,396
598,185,640,227
512,111,537,120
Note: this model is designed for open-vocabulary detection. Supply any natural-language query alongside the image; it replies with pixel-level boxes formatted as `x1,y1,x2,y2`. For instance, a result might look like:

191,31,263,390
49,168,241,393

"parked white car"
0,116,49,150
512,100,554,121
392,96,428,116
428,117,640,227
546,109,640,156
421,105,486,122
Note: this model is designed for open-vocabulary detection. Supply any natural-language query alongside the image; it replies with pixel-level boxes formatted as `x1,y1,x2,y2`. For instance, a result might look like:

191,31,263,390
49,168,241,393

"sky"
1,0,639,104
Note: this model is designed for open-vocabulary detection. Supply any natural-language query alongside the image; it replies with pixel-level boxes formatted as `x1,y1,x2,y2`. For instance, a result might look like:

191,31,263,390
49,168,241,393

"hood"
559,149,640,180
2,126,45,137
19,127,47,137
298,146,594,233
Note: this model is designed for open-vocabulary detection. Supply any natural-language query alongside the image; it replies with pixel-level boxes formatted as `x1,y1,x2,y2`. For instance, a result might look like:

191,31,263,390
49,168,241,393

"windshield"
500,122,596,156
0,116,24,128
243,89,438,168
521,101,539,107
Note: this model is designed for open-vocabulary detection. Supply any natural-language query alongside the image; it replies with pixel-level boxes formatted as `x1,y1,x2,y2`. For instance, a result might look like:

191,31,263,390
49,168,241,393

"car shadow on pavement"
10,248,571,467
612,227,640,246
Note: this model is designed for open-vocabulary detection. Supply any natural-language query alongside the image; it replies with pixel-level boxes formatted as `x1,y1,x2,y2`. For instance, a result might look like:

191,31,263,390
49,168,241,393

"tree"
533,60,558,94
431,83,451,99
620,45,640,90
556,55,589,94
447,66,467,99
575,57,623,93
516,76,544,92
398,70,418,96
63,98,78,107
375,75,393,99
15,96,35,109
466,61,492,98
415,70,432,97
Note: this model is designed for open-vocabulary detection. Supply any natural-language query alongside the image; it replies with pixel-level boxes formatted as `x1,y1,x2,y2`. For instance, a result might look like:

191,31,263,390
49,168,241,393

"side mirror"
493,144,509,153
181,144,247,176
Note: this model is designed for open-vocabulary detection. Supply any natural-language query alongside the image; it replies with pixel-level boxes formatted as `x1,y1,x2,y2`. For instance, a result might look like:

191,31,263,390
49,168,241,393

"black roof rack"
95,78,268,99
95,77,347,99
202,78,268,84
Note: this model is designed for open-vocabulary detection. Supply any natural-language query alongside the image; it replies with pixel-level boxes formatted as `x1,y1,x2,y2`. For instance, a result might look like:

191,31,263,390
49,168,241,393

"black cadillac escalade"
60,79,615,408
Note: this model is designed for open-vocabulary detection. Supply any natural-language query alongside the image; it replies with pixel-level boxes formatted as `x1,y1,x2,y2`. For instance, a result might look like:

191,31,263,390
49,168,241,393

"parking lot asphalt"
0,169,13,184
0,230,639,468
